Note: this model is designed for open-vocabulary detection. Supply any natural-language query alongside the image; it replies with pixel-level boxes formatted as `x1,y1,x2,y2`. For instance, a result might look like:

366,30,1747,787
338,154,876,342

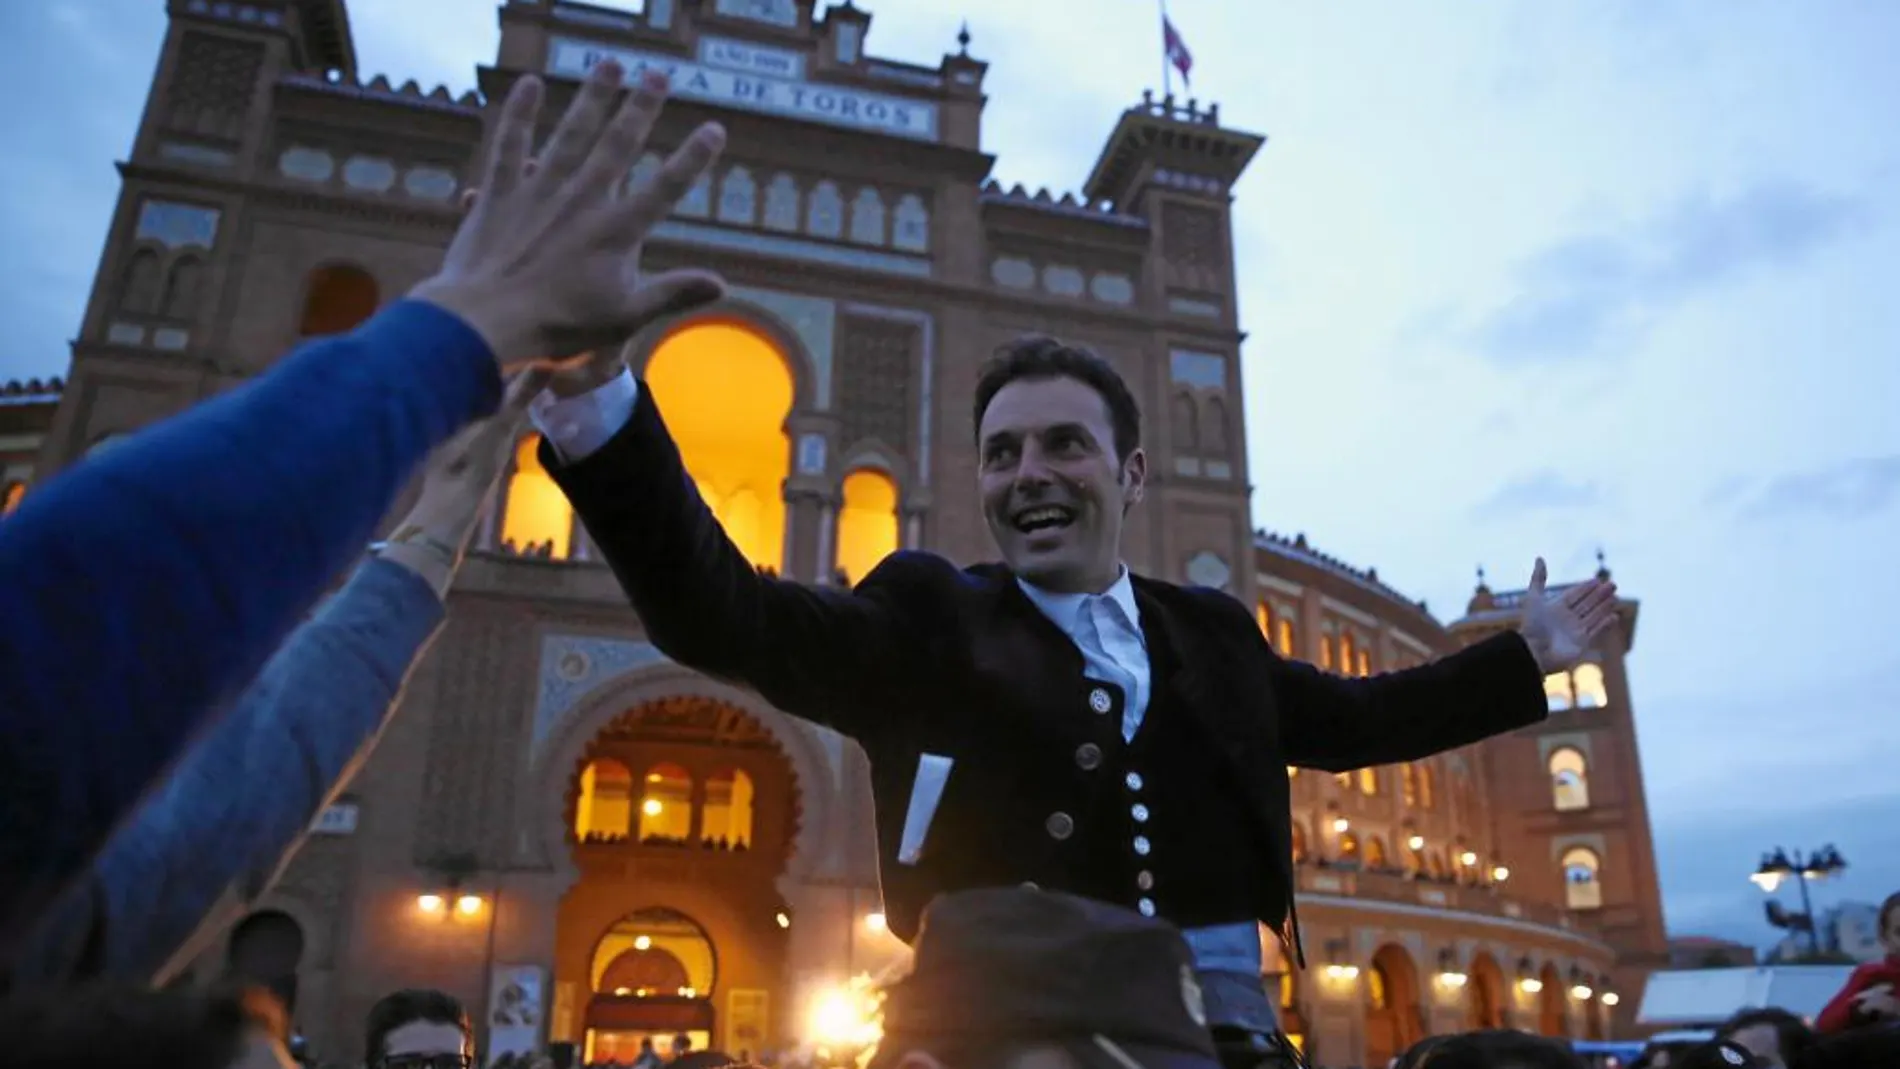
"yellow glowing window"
1572,663,1609,708
1256,602,1272,638
1319,636,1335,670
1358,767,1378,795
575,758,634,840
1276,618,1294,656
1356,649,1371,677
638,763,694,842
501,434,574,558
835,468,899,584
646,319,793,570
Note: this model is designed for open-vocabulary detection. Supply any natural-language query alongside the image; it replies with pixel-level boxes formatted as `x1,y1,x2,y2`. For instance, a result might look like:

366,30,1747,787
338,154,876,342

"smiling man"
533,333,1618,1069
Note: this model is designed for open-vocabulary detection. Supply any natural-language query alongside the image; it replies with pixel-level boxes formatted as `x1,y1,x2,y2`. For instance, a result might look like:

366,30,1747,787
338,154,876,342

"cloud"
1471,470,1601,517
1726,455,1900,521
1468,180,1871,363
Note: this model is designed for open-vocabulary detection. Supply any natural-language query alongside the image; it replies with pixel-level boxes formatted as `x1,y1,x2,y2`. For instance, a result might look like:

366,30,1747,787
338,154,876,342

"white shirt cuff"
529,369,639,464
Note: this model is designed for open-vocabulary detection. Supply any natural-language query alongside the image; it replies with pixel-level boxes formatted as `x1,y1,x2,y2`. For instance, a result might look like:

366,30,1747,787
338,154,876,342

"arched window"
227,910,305,1012
120,249,162,314
1549,748,1590,811
1364,835,1388,870
1573,663,1608,708
892,193,929,252
848,187,887,245
298,264,378,336
1319,633,1336,671
1201,396,1230,455
807,180,843,238
835,468,899,585
1276,616,1295,657
638,763,694,843
1256,602,1272,640
676,171,712,217
590,907,717,1003
500,434,574,558
1357,648,1372,677
1400,763,1419,807
2,481,23,516
574,758,634,840
702,769,754,848
1337,831,1360,865
718,166,758,225
645,319,795,570
1171,391,1198,455
762,173,801,231
1418,762,1436,808
1544,672,1573,712
162,257,203,319
1358,767,1378,795
1339,631,1356,673
1562,847,1603,910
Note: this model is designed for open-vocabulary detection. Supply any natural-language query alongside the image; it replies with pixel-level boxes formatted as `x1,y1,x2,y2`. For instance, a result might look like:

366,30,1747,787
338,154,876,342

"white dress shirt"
1014,569,1151,743
529,370,642,464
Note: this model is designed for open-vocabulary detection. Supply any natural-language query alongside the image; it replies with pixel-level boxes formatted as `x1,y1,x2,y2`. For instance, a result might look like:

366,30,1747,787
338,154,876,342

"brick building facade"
5,0,1667,1065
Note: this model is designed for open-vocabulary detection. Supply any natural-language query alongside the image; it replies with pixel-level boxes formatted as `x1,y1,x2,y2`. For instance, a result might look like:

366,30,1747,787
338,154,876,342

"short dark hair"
1405,1029,1584,1068
0,980,288,1069
1718,1005,1813,1062
972,335,1142,461
364,988,471,1064
1880,891,1900,934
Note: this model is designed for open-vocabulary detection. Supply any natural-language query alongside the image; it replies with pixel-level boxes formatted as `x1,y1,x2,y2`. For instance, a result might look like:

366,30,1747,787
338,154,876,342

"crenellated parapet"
277,71,484,115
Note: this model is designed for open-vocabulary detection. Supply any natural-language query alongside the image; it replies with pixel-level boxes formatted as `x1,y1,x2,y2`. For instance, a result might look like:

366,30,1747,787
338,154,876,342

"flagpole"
1158,0,1172,99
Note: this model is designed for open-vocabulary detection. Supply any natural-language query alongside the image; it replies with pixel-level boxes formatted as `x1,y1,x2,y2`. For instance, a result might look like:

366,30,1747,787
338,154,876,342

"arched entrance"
1467,952,1506,1030
585,908,720,1063
553,696,800,1061
1363,944,1423,1067
1537,962,1567,1037
226,910,305,1013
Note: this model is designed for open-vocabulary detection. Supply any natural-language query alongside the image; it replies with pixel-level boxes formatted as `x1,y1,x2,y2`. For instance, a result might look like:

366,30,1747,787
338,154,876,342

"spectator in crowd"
0,981,293,1069
1673,1039,1770,1069
1715,1006,1813,1069
1395,1029,1583,1069
868,886,1244,1069
7,376,542,988
0,59,727,960
364,988,473,1069
1814,892,1900,1035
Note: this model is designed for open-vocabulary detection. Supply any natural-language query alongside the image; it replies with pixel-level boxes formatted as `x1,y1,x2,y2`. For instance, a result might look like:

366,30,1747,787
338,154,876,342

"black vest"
1056,625,1281,930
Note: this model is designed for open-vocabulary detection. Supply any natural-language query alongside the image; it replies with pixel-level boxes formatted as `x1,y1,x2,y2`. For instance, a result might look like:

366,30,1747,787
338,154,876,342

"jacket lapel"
1131,579,1255,766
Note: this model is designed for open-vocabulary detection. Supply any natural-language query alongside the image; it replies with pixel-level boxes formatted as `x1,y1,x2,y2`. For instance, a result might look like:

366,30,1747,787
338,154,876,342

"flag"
1163,16,1193,88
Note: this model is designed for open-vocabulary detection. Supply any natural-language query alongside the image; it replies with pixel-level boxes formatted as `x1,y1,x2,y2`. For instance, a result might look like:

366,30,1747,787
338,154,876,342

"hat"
878,888,1219,1069
1675,1039,1770,1069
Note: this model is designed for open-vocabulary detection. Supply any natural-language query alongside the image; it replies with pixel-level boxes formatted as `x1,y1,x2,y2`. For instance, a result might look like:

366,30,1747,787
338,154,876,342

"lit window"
1544,673,1573,712
638,763,694,843
646,319,794,570
500,434,574,558
1400,763,1419,807
1256,602,1273,640
1339,631,1355,673
1358,767,1378,795
1364,836,1388,869
702,768,755,848
574,758,634,840
1549,747,1590,811
1338,831,1360,864
1276,616,1295,657
1334,771,1353,790
1418,763,1436,809
1319,633,1336,671
1562,848,1603,910
835,468,899,584
1572,663,1608,708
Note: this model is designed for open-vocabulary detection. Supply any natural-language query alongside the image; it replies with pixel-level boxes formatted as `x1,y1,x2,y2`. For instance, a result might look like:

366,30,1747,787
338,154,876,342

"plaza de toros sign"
546,37,941,141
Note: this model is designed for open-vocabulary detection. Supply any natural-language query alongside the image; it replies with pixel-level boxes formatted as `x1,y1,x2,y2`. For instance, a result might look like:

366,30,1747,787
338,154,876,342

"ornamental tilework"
531,634,673,761
727,283,837,408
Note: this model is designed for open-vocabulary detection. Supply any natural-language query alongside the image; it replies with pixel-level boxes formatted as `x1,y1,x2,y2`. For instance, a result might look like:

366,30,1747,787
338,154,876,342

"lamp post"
1751,844,1847,956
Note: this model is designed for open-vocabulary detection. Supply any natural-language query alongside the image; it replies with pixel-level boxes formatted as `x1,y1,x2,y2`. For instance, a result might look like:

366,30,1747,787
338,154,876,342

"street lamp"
1751,844,1848,955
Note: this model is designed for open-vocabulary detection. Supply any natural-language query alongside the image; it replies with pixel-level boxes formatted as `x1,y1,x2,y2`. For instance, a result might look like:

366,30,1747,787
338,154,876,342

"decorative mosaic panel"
531,634,674,761
726,283,836,408
166,32,262,141
136,201,220,250
1161,202,1222,269
836,315,917,452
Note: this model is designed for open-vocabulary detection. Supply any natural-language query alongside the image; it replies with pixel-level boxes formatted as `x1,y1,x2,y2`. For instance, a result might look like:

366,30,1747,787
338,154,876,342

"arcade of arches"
554,695,799,1059
491,316,900,579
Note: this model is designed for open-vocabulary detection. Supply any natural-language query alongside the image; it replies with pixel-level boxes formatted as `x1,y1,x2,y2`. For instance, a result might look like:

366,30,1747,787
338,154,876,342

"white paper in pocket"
896,753,954,865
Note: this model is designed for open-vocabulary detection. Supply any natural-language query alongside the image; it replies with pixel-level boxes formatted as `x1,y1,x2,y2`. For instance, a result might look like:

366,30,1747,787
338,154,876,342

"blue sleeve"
0,300,499,949
5,558,447,985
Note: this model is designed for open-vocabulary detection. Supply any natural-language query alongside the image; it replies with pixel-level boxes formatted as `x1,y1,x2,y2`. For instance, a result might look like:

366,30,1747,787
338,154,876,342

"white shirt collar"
1016,565,1140,632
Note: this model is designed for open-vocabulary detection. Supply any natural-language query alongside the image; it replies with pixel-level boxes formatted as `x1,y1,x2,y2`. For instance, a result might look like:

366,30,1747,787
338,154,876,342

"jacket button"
1131,803,1150,823
1089,687,1113,714
1020,881,1040,891
1076,743,1103,771
1046,812,1075,840
1137,870,1155,890
1125,771,1144,792
1138,897,1157,917
1133,835,1152,856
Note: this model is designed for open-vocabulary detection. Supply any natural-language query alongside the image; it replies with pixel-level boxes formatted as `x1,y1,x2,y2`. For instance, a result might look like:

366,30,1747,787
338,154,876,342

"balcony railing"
1297,863,1583,933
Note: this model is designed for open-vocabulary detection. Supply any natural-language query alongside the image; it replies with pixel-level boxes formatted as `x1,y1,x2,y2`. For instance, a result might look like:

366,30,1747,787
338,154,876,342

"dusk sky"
2,1,1894,949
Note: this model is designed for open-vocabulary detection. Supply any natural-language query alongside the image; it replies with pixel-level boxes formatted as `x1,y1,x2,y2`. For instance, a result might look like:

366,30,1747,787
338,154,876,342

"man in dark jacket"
531,334,1620,1064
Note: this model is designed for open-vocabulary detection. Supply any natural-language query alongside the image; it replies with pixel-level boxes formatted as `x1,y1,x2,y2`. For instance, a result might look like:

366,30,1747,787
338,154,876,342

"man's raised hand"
411,62,728,370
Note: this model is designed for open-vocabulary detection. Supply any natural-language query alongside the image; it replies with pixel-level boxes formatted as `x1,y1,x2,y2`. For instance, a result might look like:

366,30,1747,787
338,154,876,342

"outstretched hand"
411,61,729,370
1517,557,1619,674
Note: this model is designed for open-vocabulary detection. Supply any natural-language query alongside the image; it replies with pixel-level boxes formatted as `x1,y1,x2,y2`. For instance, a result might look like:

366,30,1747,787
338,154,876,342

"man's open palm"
1517,557,1620,673
412,62,727,369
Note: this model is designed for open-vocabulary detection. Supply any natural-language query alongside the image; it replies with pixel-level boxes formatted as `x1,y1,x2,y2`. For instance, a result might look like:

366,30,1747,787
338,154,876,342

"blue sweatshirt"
8,557,447,984
0,300,498,955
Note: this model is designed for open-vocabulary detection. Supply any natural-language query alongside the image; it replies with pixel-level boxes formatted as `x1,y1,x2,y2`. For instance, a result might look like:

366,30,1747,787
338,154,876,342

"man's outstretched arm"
541,368,935,738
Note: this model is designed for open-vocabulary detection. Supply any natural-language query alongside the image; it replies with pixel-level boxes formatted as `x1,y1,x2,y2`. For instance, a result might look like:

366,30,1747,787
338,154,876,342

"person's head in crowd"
1672,1038,1770,1069
1396,1029,1583,1069
1879,891,1900,960
363,988,473,1069
867,887,1221,1069
973,336,1147,595
671,1033,692,1058
1717,1007,1813,1069
0,980,293,1069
